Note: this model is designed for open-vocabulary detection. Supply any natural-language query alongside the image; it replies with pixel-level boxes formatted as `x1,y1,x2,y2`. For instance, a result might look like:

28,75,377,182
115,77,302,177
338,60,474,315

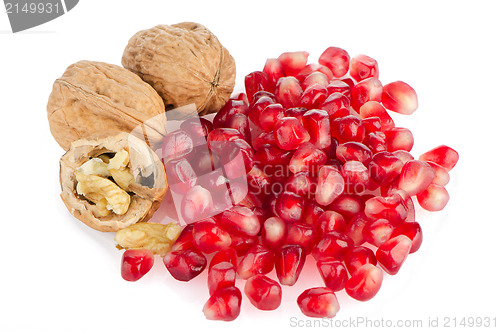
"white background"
1,1,499,330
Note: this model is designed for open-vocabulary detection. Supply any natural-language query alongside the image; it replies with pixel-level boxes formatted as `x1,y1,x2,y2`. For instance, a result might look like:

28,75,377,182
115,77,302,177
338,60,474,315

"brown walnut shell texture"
60,132,168,232
122,22,236,118
47,60,167,151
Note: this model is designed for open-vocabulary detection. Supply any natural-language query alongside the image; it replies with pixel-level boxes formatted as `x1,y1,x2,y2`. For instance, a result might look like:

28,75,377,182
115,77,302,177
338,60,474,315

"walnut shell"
122,22,236,118
47,60,167,151
60,132,167,232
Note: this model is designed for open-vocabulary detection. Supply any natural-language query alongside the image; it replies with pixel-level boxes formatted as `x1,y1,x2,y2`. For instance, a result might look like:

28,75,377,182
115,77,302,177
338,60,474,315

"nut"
115,222,182,256
60,132,167,232
47,60,167,151
122,22,236,118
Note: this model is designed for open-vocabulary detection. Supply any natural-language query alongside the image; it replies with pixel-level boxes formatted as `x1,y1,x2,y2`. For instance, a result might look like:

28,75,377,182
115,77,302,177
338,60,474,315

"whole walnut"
122,22,236,118
47,61,167,151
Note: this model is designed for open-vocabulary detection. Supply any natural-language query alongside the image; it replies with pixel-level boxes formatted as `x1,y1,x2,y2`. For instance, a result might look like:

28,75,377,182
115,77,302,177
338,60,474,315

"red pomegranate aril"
164,158,197,194
331,115,366,144
259,103,285,132
364,194,408,225
336,142,373,165
237,244,274,279
376,235,412,275
362,116,383,134
207,128,244,155
203,286,242,321
276,191,305,223
251,90,278,104
345,212,370,245
319,47,350,78
302,109,331,149
342,77,355,88
245,71,272,101
252,131,276,151
262,217,287,251
180,117,215,140
181,185,214,224
208,262,237,295
289,142,327,174
382,81,418,115
209,248,238,269
362,218,395,247
359,101,395,131
245,274,282,311
417,183,450,211
221,206,261,237
220,140,255,179
278,51,309,76
392,222,422,254
275,244,306,286
419,145,459,172
224,113,251,142
213,100,248,129
121,249,154,282
328,194,364,221
302,200,325,225
351,78,383,112
285,107,309,123
163,248,207,282
192,219,232,254
344,246,377,275
190,147,220,176
286,222,317,254
365,131,387,153
312,231,354,261
398,160,436,196
385,127,414,152
426,161,450,186
248,95,275,128
296,63,334,81
316,258,349,291
345,264,383,301
275,77,304,109
274,117,310,150
302,72,329,89
263,58,286,87
369,151,404,186
322,137,339,160
393,150,414,164
284,171,316,197
319,92,350,118
171,224,195,252
315,210,347,237
326,80,351,99
230,232,259,257
350,54,379,82
300,84,328,109
315,166,345,206
255,146,294,174
233,92,249,105
297,287,340,318
162,130,194,163
342,161,370,194
247,166,271,198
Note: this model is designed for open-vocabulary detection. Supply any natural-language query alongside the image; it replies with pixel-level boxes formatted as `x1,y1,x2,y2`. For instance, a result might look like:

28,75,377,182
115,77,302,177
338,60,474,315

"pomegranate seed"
364,131,387,153
345,264,383,301
392,222,423,254
398,160,436,196
326,80,351,99
327,194,364,221
276,191,305,223
278,51,309,76
350,54,379,82
162,130,194,163
286,222,317,254
302,109,331,149
426,161,450,186
163,248,207,282
207,128,244,154
419,145,459,171
171,224,195,252
382,81,418,115
364,194,408,225
274,117,310,150
316,258,348,291
213,100,249,129
226,180,260,209
275,244,306,286
342,77,356,88
252,131,276,151
344,246,377,275
416,183,450,211
351,78,383,112
376,235,412,275
336,142,373,165
208,262,237,295
362,116,383,134
247,166,272,199
315,210,346,236
237,244,274,279
220,140,255,179
121,249,154,282
369,151,404,186
362,218,395,247
319,47,350,78
300,84,328,108
344,212,370,245
284,171,316,197
233,93,249,104
203,286,242,321
331,115,366,143
296,63,334,82
297,287,340,318
230,233,259,257
302,200,325,225
209,248,238,269
245,71,272,101
289,142,327,174
359,101,395,131
323,137,339,161
180,117,214,140
192,219,232,254
189,147,220,175
302,72,329,89
223,113,251,142
248,95,275,128
385,127,414,152
164,158,197,194
259,103,285,132
275,77,304,109
342,161,370,194
220,206,261,237
312,231,354,261
181,186,214,223
320,92,350,118
393,150,414,164
285,107,308,124
255,145,294,170
245,274,282,310
263,58,285,87
315,165,345,206
262,217,287,251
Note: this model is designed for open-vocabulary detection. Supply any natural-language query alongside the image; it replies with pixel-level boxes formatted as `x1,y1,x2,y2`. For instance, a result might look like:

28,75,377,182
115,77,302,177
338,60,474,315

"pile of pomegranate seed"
121,47,459,321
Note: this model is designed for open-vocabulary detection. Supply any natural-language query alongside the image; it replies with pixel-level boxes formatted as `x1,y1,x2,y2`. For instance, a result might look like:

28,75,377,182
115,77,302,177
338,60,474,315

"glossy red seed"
312,231,354,261
247,166,272,199
344,246,377,275
319,47,350,78
261,217,287,251
285,107,309,124
209,248,238,269
342,161,370,194
344,212,370,245
223,113,251,142
326,80,351,99
302,200,326,225
300,84,329,109
192,220,232,254
393,150,414,164
345,264,383,301
297,287,340,318
163,248,207,281
189,146,220,176
278,51,309,76
252,131,276,151
392,222,423,254
376,235,412,275
220,206,261,237
369,151,404,186
213,100,248,129
362,218,395,247
319,92,350,118
316,258,349,291
162,130,194,163
237,244,274,279
336,142,372,165
417,183,450,211
171,224,195,252
164,158,197,194
248,95,275,128
286,222,317,254
275,77,304,109
180,117,214,140
207,128,244,154
296,63,334,82
181,186,214,224
359,101,395,131
275,244,306,286
364,194,408,225
302,109,331,149
382,81,418,115
331,115,366,144
364,131,387,153
230,233,259,257
315,166,345,206
121,249,154,282
302,72,329,89
233,93,249,105
419,145,459,171
362,116,382,134
284,172,316,197
259,103,285,132
245,274,282,310
207,262,237,295
351,78,383,112
276,191,305,223
289,142,327,174
203,286,242,321
350,54,379,82
274,117,310,150
263,58,286,87
398,160,436,196
327,194,364,221
426,161,450,186
255,145,294,169
385,127,414,152
315,210,347,236
245,71,272,101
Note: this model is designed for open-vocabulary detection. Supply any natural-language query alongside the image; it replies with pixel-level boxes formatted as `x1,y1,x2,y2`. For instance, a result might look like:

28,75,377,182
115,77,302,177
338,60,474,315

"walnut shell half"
122,22,236,118
47,60,167,151
60,133,167,232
